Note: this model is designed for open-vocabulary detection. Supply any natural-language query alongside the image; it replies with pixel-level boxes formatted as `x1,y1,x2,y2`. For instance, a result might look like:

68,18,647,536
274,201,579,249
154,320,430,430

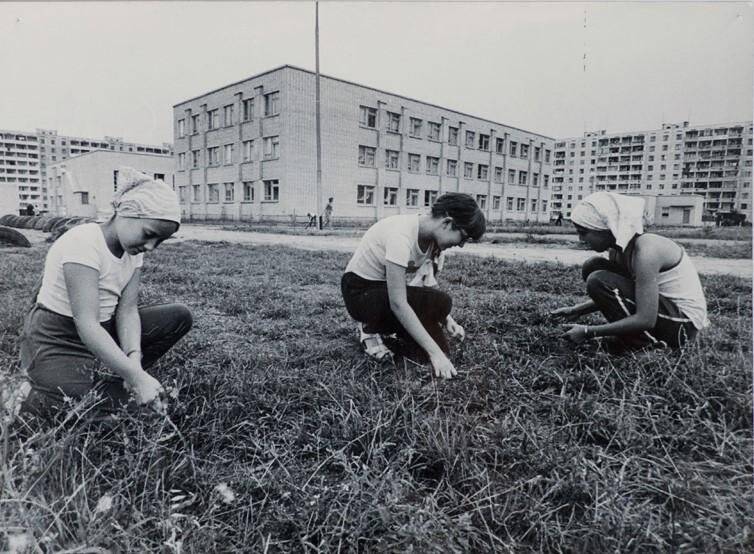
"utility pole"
315,1,323,230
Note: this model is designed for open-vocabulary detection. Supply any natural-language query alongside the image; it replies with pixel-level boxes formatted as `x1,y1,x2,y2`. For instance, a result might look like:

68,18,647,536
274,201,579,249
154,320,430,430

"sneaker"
358,323,393,362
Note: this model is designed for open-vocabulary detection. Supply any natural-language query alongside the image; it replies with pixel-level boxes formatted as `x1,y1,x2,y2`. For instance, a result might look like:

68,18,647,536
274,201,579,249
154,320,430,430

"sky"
1,1,751,145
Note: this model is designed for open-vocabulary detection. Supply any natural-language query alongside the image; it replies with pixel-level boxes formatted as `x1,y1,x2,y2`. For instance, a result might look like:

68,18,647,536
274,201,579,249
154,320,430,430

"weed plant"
1,242,751,552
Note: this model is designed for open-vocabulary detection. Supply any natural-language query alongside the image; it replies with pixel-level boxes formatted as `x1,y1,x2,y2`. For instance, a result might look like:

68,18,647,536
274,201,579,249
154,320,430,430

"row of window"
357,146,549,186
355,183,548,213
177,136,280,169
177,92,280,138
358,106,552,162
178,179,280,204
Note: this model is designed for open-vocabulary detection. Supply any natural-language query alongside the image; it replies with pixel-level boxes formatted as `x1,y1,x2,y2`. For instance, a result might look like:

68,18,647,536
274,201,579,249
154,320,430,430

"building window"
510,141,518,157
409,118,423,137
662,207,670,217
446,159,457,176
191,114,200,134
223,104,234,126
408,153,421,173
358,145,376,167
207,109,219,130
518,171,528,185
476,194,487,209
224,182,235,202
426,156,439,175
243,140,254,161
224,144,234,164
207,146,220,166
207,183,219,203
477,164,489,180
154,173,165,182
543,175,549,187
191,149,201,168
493,195,501,210
357,184,375,205
465,130,475,148
448,126,459,146
177,119,185,138
178,152,185,170
517,198,525,211
263,136,279,159
428,121,441,141
384,187,398,206
478,134,490,151
264,91,280,116
424,190,438,207
387,112,401,133
534,147,541,161
242,98,255,121
359,106,377,128
508,169,516,183
542,200,547,212
385,149,399,169
545,149,551,163
496,137,505,154
178,186,187,203
532,173,539,186
531,199,538,212
113,170,119,191
240,181,254,202
464,162,474,179
263,179,279,202
520,144,529,159
406,188,419,207
506,197,514,211
80,192,89,205
192,184,201,202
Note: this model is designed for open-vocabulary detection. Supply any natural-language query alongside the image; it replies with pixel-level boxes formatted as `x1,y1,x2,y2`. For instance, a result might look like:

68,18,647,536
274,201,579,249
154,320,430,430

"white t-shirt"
37,223,144,322
345,214,433,281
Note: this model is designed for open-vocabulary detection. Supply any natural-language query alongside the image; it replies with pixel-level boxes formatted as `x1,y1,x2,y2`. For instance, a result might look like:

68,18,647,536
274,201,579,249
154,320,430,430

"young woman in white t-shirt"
341,193,486,379
17,168,192,418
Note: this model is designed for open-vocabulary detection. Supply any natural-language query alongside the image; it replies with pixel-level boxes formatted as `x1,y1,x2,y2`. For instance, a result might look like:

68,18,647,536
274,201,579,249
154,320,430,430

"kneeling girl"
19,168,192,417
341,193,485,379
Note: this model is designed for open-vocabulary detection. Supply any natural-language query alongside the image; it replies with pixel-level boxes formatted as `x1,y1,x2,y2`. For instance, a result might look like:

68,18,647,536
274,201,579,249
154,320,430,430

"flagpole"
315,1,323,230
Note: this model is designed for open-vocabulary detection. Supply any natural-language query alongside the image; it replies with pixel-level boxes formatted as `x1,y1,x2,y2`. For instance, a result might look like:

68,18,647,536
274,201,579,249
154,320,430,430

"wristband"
126,349,142,358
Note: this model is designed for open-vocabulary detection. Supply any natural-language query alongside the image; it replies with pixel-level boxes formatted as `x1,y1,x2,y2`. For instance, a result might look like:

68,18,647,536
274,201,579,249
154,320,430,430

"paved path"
171,224,752,279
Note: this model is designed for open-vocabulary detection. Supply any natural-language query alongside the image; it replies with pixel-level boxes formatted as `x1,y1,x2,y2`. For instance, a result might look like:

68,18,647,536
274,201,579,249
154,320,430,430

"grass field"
1,241,752,552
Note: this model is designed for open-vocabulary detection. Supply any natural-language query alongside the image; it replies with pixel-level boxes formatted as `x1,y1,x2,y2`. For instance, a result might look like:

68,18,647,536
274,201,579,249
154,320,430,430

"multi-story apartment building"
551,121,753,222
173,65,554,223
0,128,172,214
0,130,41,213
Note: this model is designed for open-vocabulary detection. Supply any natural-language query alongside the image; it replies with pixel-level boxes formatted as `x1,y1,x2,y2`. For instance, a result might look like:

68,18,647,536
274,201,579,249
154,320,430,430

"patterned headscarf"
113,167,181,224
571,192,645,250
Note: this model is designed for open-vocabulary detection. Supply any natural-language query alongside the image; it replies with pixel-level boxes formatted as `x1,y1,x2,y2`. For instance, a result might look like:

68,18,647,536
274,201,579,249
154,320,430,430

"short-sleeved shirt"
37,223,144,322
345,214,433,281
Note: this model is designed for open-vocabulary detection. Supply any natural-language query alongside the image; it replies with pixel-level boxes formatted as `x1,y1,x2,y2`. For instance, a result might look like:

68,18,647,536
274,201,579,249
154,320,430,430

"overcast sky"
1,1,751,145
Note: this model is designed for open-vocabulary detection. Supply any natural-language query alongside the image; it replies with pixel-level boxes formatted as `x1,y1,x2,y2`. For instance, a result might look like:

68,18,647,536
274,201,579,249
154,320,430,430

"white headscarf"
571,192,645,250
113,167,181,224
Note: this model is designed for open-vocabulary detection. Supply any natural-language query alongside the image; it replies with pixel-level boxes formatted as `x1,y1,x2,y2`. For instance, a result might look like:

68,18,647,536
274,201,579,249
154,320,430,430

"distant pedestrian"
554,212,563,226
323,197,334,229
15,167,192,420
551,192,708,350
305,212,318,229
340,193,485,378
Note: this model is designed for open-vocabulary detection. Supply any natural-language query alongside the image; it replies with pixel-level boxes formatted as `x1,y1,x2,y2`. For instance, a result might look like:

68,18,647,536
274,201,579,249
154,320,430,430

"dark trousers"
341,272,452,358
582,257,697,348
19,303,193,416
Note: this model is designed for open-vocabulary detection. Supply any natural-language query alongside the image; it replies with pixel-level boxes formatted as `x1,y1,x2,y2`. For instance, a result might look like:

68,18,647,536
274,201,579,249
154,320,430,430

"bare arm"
385,261,456,379
115,269,142,364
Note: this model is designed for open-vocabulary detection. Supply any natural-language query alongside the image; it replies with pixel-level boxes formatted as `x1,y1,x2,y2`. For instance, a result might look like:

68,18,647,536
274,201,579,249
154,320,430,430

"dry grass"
1,241,751,552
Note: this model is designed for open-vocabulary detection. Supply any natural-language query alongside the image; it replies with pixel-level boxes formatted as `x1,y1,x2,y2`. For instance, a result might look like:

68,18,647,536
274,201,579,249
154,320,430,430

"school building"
172,65,555,224
46,150,174,220
0,128,172,214
551,121,753,225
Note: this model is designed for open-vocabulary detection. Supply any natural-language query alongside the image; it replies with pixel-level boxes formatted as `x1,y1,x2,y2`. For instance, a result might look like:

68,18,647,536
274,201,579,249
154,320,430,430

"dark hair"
431,192,486,240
